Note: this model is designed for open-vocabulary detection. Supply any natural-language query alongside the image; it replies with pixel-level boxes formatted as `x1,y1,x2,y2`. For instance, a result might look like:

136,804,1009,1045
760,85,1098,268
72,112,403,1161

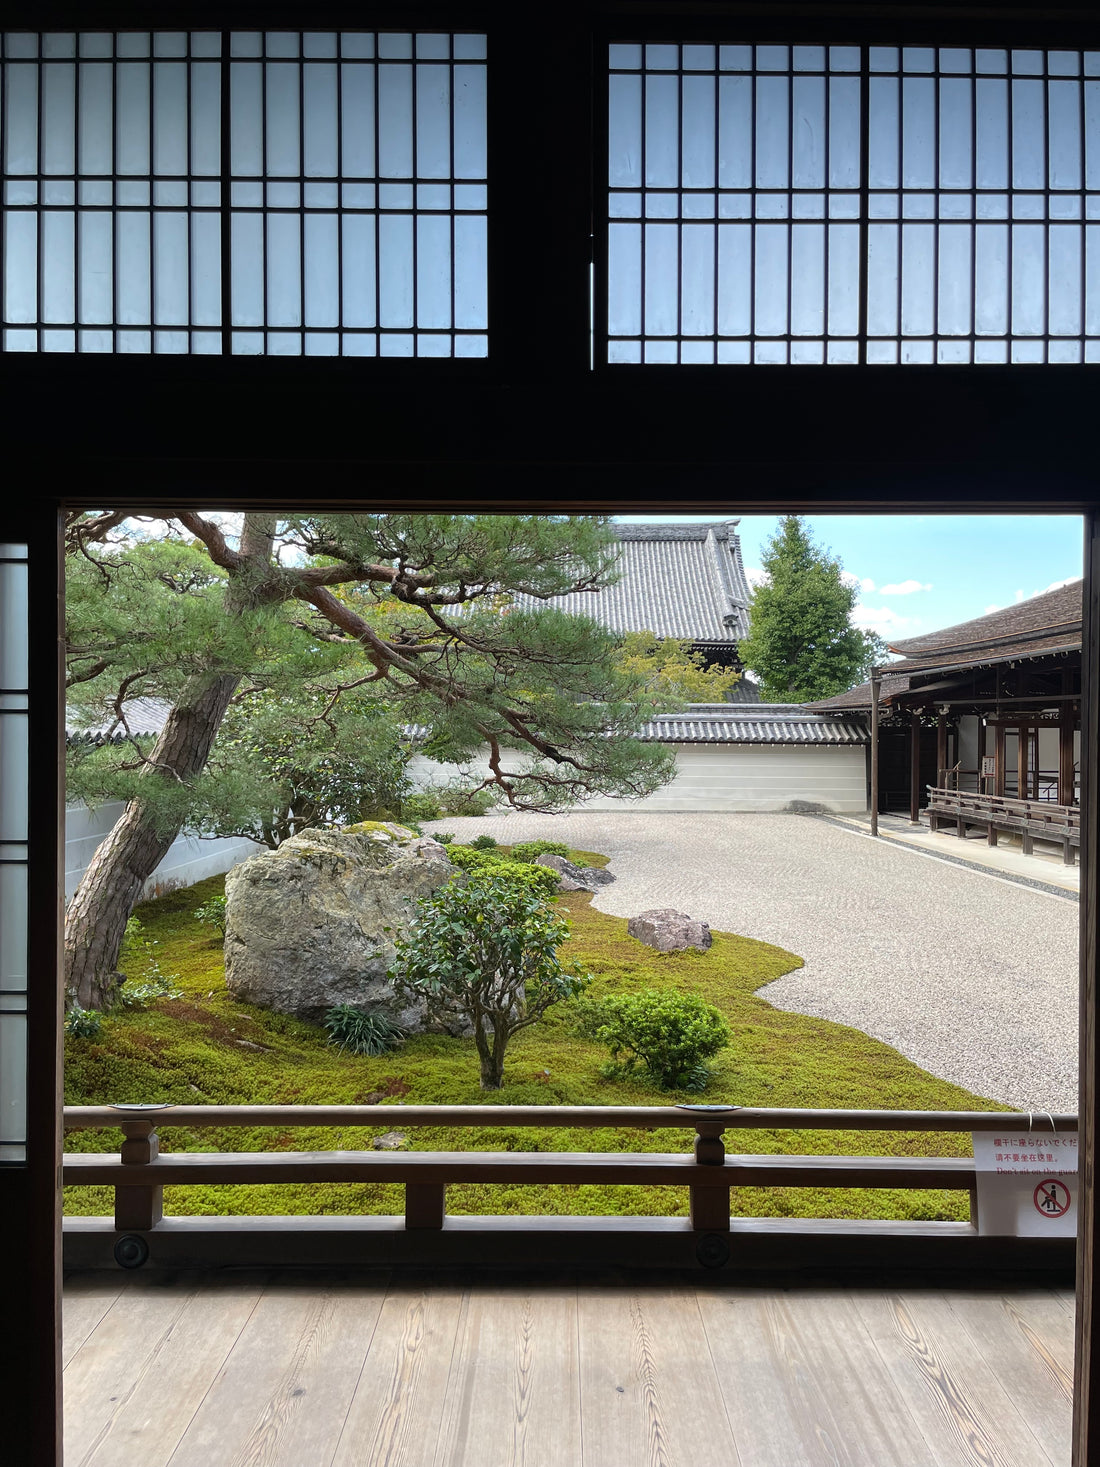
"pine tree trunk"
64,671,242,1009
64,514,276,1010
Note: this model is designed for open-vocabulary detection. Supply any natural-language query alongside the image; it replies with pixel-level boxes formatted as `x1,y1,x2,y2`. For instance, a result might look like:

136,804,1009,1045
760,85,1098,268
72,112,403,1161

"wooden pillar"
1062,713,1076,807
994,722,1007,797
690,1127,730,1232
1019,722,1030,804
909,711,921,824
115,1121,163,1233
936,713,947,789
1075,508,1100,1467
870,668,881,836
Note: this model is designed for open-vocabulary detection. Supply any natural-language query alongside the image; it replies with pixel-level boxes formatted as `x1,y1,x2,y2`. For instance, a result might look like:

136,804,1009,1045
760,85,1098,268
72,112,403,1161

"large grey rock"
535,853,616,892
224,822,452,1026
627,908,712,953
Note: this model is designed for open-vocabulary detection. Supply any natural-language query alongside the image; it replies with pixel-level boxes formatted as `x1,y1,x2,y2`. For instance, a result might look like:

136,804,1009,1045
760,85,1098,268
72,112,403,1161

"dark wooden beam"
0,506,65,1467
1075,509,1100,1467
909,712,922,824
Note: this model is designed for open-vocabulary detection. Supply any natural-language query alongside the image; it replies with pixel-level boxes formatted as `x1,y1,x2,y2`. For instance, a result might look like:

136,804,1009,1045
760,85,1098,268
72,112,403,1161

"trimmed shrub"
434,832,455,844
468,834,498,850
447,843,560,898
509,840,571,864
583,990,731,1091
323,1005,406,1056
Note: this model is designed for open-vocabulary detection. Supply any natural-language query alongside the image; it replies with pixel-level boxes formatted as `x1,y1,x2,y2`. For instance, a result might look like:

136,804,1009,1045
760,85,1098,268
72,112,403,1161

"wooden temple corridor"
62,1269,1075,1467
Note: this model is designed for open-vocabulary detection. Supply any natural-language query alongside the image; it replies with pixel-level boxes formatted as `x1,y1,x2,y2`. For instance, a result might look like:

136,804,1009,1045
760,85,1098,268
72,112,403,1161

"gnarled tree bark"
64,516,277,1008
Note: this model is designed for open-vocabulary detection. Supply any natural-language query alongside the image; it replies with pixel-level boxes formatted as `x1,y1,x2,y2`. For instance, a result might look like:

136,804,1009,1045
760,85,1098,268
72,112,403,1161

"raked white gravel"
423,810,1078,1113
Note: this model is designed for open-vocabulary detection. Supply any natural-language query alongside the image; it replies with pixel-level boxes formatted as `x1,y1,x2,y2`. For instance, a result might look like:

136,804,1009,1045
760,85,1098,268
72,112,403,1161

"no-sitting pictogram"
1033,1179,1072,1218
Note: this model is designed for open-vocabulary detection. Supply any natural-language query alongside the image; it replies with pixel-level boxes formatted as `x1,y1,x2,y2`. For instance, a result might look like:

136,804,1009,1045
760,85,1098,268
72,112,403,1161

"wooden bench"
925,788,1081,865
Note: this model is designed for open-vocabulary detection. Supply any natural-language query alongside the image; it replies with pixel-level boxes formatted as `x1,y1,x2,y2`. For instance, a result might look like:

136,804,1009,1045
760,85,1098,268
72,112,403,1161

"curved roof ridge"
889,579,1082,657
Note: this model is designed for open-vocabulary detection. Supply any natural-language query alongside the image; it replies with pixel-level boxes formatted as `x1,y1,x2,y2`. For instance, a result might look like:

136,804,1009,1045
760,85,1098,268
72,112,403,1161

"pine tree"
738,517,884,701
64,512,681,1009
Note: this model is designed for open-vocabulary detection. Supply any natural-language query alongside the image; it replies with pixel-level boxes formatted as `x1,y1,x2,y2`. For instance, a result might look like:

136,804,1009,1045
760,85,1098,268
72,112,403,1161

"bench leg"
957,817,965,838
987,825,998,847
1022,832,1033,855
406,1183,446,1229
1065,839,1076,867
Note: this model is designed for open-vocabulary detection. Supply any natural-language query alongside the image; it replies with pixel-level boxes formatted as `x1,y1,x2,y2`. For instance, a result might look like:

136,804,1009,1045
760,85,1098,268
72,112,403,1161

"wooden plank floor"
63,1271,1076,1467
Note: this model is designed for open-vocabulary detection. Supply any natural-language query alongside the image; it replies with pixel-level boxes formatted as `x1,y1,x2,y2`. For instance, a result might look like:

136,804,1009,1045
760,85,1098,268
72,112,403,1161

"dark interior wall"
3,5,1100,1464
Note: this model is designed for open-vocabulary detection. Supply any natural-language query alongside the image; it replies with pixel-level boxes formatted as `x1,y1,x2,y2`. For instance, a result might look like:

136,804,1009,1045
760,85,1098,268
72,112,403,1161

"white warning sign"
972,1131,1077,1237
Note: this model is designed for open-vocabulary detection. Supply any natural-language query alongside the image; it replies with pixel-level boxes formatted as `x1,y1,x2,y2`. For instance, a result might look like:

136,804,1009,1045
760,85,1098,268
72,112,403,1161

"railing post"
405,1183,446,1230
690,1125,730,1232
116,1121,163,1233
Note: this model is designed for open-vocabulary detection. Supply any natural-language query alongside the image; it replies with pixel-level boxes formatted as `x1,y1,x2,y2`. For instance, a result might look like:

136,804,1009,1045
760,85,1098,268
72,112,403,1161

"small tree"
389,869,590,1089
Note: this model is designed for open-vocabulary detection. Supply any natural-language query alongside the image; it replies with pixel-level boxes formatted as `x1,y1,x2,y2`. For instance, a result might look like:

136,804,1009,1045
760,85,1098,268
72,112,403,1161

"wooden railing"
926,787,1081,863
63,1104,1076,1242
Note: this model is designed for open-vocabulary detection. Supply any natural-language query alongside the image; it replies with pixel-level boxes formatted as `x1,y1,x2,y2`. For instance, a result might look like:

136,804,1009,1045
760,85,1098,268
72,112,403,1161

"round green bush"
584,990,731,1091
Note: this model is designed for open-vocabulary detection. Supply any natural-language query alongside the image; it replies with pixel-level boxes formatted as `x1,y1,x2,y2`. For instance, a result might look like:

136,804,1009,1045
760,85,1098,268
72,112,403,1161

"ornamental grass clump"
323,1005,406,1057
389,866,590,1089
583,990,731,1092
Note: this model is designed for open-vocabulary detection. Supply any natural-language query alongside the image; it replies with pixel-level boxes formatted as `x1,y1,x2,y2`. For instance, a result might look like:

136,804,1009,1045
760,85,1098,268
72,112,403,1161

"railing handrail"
62,1104,1078,1133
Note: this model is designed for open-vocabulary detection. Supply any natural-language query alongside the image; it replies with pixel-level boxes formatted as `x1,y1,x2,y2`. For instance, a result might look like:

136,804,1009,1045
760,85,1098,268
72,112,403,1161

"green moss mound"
64,850,1008,1223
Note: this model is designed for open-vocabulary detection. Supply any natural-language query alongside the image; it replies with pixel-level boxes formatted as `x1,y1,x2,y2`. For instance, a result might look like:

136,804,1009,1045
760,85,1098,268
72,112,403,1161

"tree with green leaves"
389,865,590,1089
64,512,679,1010
613,631,742,702
737,516,886,701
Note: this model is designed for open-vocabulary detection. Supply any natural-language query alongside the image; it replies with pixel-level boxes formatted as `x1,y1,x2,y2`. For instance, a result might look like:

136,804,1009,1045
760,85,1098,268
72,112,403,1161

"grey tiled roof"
639,704,868,745
66,697,171,746
523,520,751,644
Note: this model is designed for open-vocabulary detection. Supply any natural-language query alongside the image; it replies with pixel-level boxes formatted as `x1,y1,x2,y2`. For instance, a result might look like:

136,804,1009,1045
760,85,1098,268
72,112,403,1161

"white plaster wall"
65,802,263,903
409,743,868,814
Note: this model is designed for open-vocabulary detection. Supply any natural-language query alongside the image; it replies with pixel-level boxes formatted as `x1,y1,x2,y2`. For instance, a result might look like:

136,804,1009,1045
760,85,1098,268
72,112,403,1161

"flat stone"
372,1131,407,1151
627,907,712,953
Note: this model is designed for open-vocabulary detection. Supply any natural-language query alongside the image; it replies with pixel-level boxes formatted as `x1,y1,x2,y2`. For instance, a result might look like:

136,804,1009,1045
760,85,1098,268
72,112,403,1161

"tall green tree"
738,516,885,701
64,512,680,1009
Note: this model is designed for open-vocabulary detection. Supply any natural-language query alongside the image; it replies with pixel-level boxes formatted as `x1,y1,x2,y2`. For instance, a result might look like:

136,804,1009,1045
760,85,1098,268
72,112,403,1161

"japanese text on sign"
972,1132,1078,1175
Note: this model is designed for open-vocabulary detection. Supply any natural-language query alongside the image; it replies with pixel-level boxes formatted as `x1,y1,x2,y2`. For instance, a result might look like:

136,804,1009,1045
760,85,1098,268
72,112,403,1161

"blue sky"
615,513,1084,645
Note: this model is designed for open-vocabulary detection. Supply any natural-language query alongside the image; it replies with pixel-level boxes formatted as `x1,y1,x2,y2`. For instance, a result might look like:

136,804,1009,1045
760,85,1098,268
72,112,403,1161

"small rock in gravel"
627,908,712,953
372,1131,407,1150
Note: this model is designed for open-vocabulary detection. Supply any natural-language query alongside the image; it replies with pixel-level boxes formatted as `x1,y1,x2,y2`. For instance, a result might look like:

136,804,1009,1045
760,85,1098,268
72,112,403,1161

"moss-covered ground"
64,850,1010,1223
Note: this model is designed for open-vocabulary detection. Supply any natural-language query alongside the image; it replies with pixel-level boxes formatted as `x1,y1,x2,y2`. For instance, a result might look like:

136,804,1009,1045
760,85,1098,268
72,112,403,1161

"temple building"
810,581,1082,860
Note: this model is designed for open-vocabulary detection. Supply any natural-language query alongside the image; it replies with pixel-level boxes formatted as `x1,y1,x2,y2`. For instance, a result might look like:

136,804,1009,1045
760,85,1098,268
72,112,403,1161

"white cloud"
1029,576,1079,598
841,571,877,593
878,579,932,596
850,604,921,638
745,566,769,588
984,603,1002,615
